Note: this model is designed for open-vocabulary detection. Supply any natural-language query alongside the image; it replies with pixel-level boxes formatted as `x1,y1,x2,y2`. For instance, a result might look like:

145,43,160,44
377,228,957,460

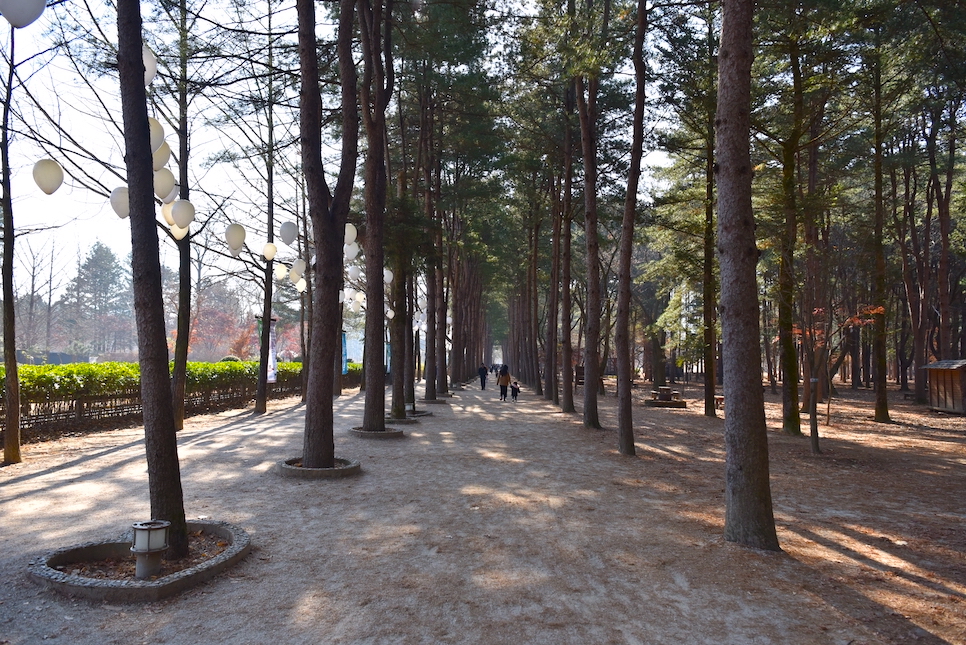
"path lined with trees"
0,0,962,556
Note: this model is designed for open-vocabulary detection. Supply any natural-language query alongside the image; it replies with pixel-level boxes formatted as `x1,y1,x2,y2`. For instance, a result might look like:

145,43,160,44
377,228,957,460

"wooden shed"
923,360,966,414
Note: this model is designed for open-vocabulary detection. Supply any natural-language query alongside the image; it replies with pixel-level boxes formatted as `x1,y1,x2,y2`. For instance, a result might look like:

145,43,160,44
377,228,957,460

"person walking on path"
511,381,520,402
497,365,512,401
478,363,488,390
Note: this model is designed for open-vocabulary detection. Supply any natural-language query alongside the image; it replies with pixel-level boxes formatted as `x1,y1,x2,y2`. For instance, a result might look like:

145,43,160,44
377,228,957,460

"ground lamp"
32,159,63,195
130,520,170,580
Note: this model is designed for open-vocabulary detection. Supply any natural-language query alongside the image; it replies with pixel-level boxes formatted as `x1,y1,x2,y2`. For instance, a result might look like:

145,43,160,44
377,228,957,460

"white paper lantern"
148,117,165,153
161,201,175,226
347,265,361,280
292,259,306,275
263,243,277,261
152,141,171,171
225,223,246,250
143,45,157,85
171,200,195,228
274,264,287,280
110,187,129,219
279,221,298,246
296,278,307,293
290,268,301,283
163,183,179,204
344,242,359,260
383,268,394,284
153,168,175,199
344,222,357,245
0,0,46,28
32,159,63,195
386,309,395,320
170,223,189,240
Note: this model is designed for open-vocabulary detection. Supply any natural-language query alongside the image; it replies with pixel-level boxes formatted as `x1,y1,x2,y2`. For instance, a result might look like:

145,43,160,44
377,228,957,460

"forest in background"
2,0,963,414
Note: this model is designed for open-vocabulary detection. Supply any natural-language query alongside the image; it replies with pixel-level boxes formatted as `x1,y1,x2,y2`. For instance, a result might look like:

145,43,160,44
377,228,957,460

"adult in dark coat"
478,363,488,389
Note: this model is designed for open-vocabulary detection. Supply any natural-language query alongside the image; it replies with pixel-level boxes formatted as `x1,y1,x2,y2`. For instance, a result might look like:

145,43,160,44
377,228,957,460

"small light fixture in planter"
131,520,170,580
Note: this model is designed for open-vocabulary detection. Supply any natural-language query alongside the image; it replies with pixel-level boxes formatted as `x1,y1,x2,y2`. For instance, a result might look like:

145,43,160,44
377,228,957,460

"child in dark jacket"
510,381,520,402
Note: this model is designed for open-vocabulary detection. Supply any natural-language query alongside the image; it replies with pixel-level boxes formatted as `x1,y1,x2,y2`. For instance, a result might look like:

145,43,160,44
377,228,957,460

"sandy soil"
0,380,963,645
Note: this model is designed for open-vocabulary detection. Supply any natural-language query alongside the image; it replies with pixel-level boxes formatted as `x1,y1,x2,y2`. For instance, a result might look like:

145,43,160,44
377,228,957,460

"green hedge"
0,361,302,401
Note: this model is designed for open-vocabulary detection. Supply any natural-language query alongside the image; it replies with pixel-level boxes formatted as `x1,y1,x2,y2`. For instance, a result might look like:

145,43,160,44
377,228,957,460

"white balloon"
32,159,63,195
143,45,157,85
290,268,301,283
347,265,361,280
296,278,307,293
152,140,171,171
110,187,129,219
383,268,394,284
263,243,277,261
171,200,195,228
161,201,175,226
225,223,246,250
349,300,361,314
147,117,165,153
292,259,306,275
0,0,45,28
229,246,241,257
170,223,189,240
274,264,287,280
344,242,359,260
153,168,176,199
279,221,298,246
344,222,357,245
355,291,365,303
163,183,179,204
386,309,395,320
338,291,345,303
344,288,356,301
446,316,453,325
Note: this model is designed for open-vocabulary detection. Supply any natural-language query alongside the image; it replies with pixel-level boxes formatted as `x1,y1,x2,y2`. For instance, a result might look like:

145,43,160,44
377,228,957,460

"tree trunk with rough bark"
715,0,780,551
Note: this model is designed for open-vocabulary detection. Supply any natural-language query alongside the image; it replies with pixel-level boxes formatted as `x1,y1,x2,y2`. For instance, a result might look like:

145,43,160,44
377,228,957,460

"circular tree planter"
27,520,251,603
352,426,407,438
420,398,449,405
276,456,361,479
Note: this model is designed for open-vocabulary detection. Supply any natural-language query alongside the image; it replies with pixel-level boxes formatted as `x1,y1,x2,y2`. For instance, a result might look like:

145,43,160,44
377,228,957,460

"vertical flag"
267,320,277,383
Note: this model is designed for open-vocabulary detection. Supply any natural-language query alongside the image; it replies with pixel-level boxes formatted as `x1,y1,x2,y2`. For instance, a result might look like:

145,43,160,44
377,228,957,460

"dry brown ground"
0,380,963,645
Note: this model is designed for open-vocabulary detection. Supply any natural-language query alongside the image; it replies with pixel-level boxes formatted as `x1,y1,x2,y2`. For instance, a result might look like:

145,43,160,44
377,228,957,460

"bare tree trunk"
298,0,358,467
1,28,21,465
117,0,188,556
716,0,780,551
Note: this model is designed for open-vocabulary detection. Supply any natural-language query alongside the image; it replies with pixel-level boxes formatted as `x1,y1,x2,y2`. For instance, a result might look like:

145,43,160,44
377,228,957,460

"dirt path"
1,381,963,644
